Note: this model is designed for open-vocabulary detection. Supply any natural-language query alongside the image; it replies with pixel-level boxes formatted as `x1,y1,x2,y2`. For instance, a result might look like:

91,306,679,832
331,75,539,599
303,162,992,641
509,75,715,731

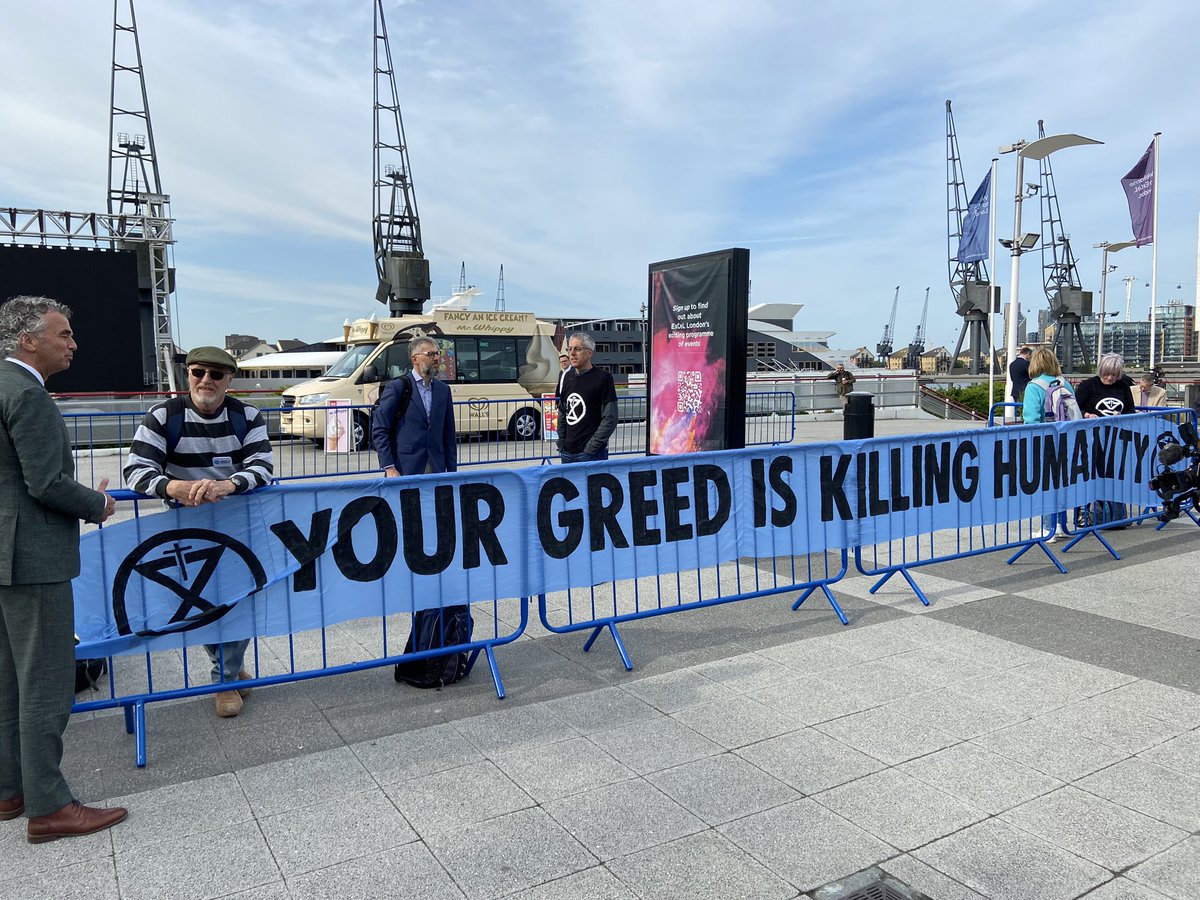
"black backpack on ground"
73,636,108,693
393,605,473,689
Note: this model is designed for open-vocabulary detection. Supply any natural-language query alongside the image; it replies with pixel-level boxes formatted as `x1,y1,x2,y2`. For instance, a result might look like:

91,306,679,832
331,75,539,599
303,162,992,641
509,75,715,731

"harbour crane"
1037,119,1092,371
108,0,177,390
945,100,998,374
905,287,930,372
373,0,430,316
877,286,899,361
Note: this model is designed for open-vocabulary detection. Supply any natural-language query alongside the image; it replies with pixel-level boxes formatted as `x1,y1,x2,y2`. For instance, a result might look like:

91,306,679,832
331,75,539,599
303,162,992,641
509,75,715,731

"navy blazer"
371,373,457,475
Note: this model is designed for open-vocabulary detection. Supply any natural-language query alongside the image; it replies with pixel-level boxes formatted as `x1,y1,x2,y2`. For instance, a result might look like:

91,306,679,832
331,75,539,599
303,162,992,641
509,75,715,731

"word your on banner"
73,417,1165,658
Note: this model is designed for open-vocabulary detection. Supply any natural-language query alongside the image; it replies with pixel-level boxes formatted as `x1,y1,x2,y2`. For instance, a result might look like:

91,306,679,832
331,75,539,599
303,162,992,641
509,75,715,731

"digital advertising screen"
646,248,749,455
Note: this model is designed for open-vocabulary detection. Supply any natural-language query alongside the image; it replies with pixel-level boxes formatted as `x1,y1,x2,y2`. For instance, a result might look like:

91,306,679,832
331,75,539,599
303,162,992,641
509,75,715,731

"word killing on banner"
808,427,1152,523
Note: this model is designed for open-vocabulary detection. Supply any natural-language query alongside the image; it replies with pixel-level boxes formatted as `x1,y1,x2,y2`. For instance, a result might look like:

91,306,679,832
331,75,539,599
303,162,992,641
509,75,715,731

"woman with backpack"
1021,348,1075,541
1021,348,1076,424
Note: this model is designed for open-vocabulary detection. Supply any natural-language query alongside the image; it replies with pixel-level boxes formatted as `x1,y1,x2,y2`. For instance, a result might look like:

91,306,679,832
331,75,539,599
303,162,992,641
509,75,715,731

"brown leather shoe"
27,801,127,843
215,689,243,717
0,795,24,820
236,670,253,699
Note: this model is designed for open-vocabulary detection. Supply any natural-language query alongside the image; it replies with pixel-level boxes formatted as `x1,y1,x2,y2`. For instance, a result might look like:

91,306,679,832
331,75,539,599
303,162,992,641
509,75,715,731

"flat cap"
186,346,238,371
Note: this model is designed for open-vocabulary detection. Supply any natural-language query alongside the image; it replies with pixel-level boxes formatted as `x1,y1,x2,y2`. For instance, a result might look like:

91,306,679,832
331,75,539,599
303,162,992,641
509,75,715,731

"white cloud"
3,0,1200,351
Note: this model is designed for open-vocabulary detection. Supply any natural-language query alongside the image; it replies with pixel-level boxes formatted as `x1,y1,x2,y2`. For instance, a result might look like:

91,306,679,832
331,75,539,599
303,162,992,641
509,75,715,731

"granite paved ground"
5,415,1198,899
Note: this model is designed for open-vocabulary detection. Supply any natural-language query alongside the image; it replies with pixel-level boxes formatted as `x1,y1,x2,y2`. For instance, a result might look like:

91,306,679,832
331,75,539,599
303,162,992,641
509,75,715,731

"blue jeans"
205,640,249,684
560,447,608,464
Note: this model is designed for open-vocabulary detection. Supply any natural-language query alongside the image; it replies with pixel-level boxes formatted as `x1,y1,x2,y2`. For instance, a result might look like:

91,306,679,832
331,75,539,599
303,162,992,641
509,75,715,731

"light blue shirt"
412,372,433,417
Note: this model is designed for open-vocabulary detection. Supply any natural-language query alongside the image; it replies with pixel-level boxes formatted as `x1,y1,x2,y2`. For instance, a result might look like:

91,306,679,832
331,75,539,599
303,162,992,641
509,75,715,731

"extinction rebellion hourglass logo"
111,529,267,637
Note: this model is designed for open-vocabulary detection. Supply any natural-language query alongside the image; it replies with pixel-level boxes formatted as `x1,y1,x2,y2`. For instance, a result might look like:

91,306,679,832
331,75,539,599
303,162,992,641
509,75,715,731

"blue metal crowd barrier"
854,408,1196,608
73,491,530,767
536,548,850,672
71,404,1195,768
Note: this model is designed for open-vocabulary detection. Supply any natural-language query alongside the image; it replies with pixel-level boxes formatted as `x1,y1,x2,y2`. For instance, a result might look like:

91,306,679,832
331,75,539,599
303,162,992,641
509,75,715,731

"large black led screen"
0,244,145,393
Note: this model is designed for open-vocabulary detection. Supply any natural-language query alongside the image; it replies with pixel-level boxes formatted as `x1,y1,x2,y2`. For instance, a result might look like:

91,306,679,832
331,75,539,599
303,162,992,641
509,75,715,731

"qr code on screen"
677,370,702,413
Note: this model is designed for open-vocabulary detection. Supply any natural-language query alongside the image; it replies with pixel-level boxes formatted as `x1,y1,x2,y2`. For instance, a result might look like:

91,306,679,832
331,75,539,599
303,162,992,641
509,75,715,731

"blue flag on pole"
956,170,991,263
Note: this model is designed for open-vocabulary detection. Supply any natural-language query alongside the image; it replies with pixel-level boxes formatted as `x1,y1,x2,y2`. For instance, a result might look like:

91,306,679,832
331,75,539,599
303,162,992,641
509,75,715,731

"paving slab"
605,829,795,900
998,785,1186,871
913,818,1109,900
543,777,704,861
718,798,898,893
813,768,986,852
1125,835,1200,900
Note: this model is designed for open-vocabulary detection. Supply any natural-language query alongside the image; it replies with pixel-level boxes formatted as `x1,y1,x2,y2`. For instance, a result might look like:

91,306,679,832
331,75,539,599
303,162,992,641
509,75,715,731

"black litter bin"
843,391,875,440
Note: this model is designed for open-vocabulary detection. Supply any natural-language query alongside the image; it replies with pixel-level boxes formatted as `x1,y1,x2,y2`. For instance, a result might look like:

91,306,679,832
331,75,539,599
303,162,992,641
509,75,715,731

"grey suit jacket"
0,361,106,585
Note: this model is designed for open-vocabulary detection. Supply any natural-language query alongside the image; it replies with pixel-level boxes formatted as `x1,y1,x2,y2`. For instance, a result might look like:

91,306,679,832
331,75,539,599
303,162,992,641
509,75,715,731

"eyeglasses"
416,350,441,358
189,367,231,381
568,347,590,354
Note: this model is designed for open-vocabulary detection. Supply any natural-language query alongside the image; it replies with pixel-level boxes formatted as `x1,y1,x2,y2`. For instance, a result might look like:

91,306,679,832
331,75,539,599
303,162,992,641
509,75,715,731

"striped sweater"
123,396,274,499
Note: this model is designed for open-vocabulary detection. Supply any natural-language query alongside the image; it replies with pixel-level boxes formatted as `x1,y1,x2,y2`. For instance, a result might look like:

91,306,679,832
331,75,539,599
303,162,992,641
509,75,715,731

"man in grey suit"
0,296,127,843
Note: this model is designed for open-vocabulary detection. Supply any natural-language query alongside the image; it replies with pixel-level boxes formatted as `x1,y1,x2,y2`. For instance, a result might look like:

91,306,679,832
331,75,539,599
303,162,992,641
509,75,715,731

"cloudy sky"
3,0,1198,356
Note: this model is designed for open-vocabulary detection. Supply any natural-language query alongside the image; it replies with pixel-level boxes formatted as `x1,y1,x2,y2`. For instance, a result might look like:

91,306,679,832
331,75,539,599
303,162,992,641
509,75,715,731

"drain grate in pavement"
811,866,934,900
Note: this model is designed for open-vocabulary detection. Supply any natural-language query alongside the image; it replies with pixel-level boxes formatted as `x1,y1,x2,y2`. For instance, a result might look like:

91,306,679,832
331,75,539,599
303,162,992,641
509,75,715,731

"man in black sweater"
557,332,617,462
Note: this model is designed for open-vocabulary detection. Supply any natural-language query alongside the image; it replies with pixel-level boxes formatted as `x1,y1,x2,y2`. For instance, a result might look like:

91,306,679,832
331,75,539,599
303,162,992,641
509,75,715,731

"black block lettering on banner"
459,482,507,569
270,509,333,592
537,477,582,559
661,466,693,542
400,486,456,575
694,464,730,536
332,497,398,582
629,469,662,546
588,473,629,552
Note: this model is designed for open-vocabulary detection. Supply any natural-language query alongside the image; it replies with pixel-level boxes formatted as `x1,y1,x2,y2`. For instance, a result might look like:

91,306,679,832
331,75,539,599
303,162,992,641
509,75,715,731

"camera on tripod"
1149,419,1200,521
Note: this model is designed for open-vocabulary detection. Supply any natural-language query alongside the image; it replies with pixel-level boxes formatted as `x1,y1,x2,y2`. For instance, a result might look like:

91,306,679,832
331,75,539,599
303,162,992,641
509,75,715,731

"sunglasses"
189,367,231,381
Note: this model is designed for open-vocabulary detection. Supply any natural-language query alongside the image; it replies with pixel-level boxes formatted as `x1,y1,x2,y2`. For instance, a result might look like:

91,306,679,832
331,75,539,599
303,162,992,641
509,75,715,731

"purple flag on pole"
1121,141,1155,246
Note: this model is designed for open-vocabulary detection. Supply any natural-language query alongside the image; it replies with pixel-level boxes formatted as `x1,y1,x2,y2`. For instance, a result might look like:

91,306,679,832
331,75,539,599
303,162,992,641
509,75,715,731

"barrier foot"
583,623,633,671
1006,537,1043,564
123,704,134,735
465,647,482,677
821,585,849,625
483,645,506,700
1035,541,1069,574
795,585,849,625
1060,528,1121,560
899,569,930,607
867,570,896,594
133,700,147,768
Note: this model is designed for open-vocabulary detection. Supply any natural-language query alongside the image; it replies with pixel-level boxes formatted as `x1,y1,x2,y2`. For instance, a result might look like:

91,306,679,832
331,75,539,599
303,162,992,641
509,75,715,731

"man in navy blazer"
372,336,457,476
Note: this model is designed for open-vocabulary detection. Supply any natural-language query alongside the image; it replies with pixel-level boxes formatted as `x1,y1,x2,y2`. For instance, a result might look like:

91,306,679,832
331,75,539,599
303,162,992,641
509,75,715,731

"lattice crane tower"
945,101,998,375
1037,119,1093,372
109,0,178,390
373,0,430,316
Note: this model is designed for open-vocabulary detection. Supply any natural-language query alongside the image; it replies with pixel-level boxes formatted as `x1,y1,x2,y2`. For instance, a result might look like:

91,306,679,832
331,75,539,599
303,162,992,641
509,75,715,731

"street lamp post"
999,132,1102,421
1093,240,1135,362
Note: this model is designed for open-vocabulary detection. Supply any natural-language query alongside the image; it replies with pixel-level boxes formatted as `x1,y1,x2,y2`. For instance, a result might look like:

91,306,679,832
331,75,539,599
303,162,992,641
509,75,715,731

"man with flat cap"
0,295,126,843
124,346,274,717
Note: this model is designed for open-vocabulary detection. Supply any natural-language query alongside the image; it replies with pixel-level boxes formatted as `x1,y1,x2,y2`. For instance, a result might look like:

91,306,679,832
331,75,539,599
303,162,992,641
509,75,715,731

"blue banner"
957,170,992,264
74,416,1167,657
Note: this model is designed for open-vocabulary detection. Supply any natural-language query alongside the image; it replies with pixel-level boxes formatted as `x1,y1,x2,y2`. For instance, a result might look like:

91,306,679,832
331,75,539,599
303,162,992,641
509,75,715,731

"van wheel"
508,408,541,440
353,412,371,451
